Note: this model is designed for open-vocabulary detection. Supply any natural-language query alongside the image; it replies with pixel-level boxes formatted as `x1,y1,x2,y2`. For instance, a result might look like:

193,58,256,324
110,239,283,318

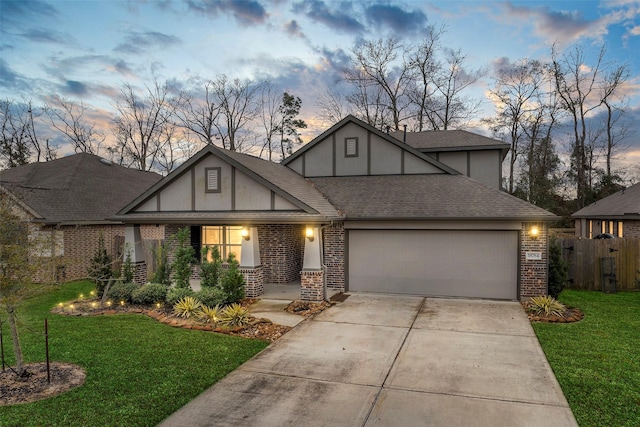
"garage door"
348,230,518,299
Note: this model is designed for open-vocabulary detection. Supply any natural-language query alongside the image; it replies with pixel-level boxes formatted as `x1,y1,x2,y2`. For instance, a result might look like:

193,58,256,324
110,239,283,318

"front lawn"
1,280,269,427
533,290,640,427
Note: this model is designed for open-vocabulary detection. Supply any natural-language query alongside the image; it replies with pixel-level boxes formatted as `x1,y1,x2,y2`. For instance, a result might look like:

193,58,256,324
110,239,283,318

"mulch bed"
0,362,86,406
522,303,584,323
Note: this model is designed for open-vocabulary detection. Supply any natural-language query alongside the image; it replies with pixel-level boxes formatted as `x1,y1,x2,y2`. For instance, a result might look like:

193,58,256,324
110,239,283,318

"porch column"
125,224,147,285
301,226,325,302
239,226,264,297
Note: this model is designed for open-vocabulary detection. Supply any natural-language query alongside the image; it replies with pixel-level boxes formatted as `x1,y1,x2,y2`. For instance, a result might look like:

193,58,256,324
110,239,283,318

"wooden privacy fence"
555,237,640,292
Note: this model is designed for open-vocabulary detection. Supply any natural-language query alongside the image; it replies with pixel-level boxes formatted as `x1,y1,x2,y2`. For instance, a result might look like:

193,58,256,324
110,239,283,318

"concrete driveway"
158,294,578,427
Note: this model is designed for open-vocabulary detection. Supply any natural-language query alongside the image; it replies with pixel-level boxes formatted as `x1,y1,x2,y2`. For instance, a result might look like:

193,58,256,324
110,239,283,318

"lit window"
345,137,358,157
205,167,221,193
201,226,242,261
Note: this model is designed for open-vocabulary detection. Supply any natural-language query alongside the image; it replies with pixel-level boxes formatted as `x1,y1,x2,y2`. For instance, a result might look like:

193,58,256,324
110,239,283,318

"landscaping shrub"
120,244,134,284
198,305,223,324
172,227,195,288
195,287,226,307
106,282,138,303
131,283,168,305
527,295,566,317
88,234,112,296
173,296,202,318
200,245,222,288
221,253,245,303
220,303,251,327
548,238,568,299
151,241,171,286
166,287,195,306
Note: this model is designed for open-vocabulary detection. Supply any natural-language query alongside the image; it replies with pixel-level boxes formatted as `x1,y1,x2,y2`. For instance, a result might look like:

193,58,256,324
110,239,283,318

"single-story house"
573,183,640,238
0,153,163,282
112,115,557,301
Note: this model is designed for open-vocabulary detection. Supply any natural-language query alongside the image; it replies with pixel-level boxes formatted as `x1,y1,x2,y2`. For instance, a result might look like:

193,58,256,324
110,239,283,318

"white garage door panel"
348,230,518,299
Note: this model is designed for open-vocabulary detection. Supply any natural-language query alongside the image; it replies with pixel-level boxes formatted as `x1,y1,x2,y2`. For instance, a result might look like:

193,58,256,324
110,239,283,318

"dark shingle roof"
572,183,640,219
390,129,509,151
0,153,161,224
309,175,557,221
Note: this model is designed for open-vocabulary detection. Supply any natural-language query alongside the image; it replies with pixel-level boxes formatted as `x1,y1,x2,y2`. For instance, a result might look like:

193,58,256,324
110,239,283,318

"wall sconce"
530,226,539,239
241,227,250,241
305,227,314,242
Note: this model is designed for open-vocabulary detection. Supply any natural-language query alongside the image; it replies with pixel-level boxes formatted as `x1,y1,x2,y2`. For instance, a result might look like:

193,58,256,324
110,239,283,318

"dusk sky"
2,0,640,176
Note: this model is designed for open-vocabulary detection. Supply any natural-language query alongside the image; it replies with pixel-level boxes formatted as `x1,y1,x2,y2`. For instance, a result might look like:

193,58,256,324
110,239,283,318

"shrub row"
104,282,239,307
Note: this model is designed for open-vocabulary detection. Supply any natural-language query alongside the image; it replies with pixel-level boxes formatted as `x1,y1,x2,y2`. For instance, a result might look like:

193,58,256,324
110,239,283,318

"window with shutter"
345,137,358,157
205,167,221,193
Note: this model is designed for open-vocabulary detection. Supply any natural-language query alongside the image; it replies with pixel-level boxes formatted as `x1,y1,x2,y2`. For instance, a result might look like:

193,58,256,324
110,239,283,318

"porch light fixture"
241,227,250,241
530,226,540,239
305,227,314,242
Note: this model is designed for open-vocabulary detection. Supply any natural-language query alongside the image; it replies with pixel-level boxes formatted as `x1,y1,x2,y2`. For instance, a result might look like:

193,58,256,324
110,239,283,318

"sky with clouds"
1,0,640,174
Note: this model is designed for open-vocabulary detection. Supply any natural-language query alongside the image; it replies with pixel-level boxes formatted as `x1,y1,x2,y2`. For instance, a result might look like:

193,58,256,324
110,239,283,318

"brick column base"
240,266,264,298
301,270,324,302
133,261,147,285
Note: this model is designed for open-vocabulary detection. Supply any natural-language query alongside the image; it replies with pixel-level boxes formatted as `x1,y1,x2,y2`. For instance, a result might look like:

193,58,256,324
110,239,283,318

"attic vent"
345,137,358,157
100,158,113,166
205,167,221,193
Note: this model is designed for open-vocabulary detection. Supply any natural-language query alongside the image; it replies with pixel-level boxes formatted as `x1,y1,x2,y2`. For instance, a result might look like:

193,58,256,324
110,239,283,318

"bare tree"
600,64,631,178
259,82,281,161
111,81,178,172
406,25,445,131
485,58,546,193
315,87,351,127
345,38,413,131
174,80,221,146
551,44,605,206
430,49,484,130
0,99,55,168
209,75,262,152
44,95,105,154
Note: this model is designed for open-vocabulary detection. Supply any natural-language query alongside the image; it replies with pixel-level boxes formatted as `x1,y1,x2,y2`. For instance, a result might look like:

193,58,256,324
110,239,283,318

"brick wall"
624,220,640,238
520,222,548,299
323,223,345,291
258,224,303,283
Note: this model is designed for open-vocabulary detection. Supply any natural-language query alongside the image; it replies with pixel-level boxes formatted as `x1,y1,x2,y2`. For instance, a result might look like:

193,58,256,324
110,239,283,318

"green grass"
1,281,269,427
533,290,640,427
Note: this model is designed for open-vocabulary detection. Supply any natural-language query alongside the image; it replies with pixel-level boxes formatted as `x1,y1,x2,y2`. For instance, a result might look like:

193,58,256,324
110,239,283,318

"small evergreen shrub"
106,282,138,303
548,238,568,299
151,241,171,286
220,303,251,327
200,245,222,288
88,234,112,296
221,253,245,303
131,283,168,305
172,227,195,288
195,287,226,307
121,244,134,284
173,296,202,318
166,287,195,306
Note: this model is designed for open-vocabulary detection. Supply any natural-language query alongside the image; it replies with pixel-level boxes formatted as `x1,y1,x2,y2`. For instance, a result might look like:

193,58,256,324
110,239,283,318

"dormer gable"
282,115,459,177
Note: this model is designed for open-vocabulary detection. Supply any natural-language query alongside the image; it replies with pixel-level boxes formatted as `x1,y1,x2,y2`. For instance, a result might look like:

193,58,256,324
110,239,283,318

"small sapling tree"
200,245,222,288
171,227,194,288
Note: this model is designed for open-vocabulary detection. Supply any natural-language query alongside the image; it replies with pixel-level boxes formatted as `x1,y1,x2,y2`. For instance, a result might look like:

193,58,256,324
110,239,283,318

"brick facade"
519,222,548,299
623,220,640,238
323,223,345,291
258,224,304,284
240,266,265,297
301,270,324,301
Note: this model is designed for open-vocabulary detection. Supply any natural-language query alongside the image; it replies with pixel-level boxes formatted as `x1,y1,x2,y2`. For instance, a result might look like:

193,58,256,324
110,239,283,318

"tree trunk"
7,305,25,376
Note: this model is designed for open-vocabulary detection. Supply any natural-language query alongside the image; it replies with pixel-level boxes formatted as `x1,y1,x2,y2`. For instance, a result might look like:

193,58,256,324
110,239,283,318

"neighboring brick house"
573,183,640,238
113,116,558,301
0,153,162,283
